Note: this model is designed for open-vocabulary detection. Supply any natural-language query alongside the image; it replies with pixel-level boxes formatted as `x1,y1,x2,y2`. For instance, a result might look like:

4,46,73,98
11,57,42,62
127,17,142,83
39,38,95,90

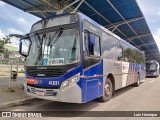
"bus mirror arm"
9,34,28,38
19,41,27,57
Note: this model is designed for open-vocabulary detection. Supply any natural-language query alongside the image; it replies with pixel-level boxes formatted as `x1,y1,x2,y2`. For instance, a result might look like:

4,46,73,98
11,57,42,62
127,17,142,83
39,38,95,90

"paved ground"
1,77,160,119
0,76,29,103
0,76,24,86
0,64,24,76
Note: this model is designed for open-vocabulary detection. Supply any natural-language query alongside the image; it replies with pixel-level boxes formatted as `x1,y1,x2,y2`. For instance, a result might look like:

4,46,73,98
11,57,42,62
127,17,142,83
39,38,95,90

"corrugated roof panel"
147,44,158,49
140,46,149,51
141,36,154,43
129,19,150,35
89,14,109,26
2,0,159,62
77,2,95,15
150,49,159,53
4,0,31,10
87,0,112,12
118,24,136,38
145,51,150,54
111,0,142,19
100,9,123,23
24,0,42,6
112,29,128,39
131,38,143,46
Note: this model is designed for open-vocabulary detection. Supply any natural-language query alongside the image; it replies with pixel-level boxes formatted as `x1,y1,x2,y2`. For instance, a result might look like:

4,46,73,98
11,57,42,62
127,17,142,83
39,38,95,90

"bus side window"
117,41,123,61
84,32,89,55
89,33,95,55
94,35,101,56
84,31,101,57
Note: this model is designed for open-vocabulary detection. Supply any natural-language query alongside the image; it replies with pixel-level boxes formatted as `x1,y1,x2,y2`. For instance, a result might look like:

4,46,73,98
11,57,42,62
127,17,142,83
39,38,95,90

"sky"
0,0,159,51
137,0,160,50
0,1,40,48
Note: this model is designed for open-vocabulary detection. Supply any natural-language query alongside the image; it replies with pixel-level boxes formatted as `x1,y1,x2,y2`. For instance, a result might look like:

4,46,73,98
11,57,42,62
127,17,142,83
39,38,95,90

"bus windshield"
26,28,80,66
146,63,157,71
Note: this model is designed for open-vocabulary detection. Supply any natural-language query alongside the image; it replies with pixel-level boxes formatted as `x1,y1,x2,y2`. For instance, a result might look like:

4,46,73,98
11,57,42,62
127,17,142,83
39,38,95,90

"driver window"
84,32,89,55
84,31,101,57
94,35,100,56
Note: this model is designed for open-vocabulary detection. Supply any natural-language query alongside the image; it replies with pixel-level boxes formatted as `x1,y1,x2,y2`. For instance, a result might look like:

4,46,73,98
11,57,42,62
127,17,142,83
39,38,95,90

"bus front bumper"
24,83,82,103
146,73,158,77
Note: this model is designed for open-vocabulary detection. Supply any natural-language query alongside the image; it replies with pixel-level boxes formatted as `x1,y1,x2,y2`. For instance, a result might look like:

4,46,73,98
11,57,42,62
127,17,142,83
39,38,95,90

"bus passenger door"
83,31,103,101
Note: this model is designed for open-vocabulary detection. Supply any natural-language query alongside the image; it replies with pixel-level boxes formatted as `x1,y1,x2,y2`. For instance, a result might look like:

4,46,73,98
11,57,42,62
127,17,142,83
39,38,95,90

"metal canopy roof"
2,0,160,62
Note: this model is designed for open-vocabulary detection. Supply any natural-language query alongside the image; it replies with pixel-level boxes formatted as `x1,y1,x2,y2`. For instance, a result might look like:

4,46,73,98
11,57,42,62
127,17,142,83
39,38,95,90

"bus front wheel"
99,78,113,102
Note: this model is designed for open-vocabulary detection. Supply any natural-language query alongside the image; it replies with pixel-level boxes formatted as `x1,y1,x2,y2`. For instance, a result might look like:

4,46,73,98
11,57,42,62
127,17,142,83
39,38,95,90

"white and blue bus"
146,60,159,77
20,13,146,103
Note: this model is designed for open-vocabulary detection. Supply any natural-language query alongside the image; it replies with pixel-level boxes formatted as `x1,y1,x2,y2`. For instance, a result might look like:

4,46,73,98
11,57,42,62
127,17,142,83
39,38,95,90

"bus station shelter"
2,0,160,63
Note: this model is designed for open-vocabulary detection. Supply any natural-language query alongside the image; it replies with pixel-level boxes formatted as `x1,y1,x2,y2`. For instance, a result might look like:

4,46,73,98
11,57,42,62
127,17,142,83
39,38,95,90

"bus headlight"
61,73,80,89
61,80,69,88
69,73,80,84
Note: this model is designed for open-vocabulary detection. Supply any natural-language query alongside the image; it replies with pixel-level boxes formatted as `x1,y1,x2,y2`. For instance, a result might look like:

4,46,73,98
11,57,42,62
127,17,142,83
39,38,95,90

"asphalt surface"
1,77,160,119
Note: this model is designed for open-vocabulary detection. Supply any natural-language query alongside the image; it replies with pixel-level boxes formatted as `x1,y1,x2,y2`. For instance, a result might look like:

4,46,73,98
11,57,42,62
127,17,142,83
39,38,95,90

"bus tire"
99,78,113,102
134,74,140,87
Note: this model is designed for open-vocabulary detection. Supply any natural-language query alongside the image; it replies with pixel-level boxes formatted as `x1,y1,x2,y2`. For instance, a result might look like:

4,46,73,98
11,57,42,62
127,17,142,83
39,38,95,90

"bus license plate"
35,90,45,96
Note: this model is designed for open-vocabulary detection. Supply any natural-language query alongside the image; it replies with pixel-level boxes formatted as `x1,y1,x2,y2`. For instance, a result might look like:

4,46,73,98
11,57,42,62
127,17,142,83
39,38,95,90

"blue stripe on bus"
77,60,103,102
26,64,83,89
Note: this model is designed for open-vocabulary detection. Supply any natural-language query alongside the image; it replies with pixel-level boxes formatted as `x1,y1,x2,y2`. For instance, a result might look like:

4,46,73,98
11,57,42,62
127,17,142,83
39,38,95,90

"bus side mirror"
89,33,95,46
19,37,30,57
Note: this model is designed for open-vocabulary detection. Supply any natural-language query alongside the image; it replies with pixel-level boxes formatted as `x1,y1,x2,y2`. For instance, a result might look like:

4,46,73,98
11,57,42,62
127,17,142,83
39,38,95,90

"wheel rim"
104,83,111,97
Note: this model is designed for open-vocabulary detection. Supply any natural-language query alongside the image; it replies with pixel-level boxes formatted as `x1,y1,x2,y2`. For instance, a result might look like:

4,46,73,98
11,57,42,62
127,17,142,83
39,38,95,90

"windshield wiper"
48,27,63,46
33,33,42,48
34,27,63,65
34,33,43,65
51,30,63,45
42,27,63,60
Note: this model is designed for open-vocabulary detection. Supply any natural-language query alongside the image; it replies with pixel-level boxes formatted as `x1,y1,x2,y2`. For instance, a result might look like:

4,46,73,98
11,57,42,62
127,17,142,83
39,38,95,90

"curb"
0,98,41,109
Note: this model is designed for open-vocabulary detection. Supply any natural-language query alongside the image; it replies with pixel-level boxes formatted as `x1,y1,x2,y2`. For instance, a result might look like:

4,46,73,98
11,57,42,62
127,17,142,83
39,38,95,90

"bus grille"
26,69,64,78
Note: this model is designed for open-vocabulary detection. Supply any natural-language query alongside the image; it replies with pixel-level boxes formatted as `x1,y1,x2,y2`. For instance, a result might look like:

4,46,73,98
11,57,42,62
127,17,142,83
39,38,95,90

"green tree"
0,36,11,58
123,48,144,64
0,36,11,52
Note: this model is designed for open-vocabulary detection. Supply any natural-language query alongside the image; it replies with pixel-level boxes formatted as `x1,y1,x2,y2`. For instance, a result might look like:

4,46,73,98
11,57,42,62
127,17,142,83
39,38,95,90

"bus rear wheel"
99,78,113,102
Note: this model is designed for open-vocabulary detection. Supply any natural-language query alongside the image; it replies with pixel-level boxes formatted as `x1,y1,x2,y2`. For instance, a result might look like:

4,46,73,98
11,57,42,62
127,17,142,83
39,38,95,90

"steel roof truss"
84,1,140,49
137,42,155,47
129,33,151,40
106,17,144,29
73,0,85,12
63,0,80,11
19,0,51,18
106,0,152,54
